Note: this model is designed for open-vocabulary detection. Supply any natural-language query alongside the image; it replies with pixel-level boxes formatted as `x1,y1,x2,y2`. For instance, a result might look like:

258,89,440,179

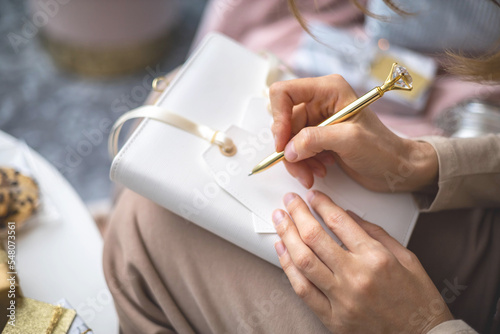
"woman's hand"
273,191,453,333
270,75,438,192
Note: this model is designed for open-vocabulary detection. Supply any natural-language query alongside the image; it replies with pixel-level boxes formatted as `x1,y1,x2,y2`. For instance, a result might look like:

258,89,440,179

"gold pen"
249,63,413,176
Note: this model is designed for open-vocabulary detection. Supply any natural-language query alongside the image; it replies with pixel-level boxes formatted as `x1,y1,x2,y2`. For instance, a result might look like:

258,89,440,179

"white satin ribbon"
108,105,237,157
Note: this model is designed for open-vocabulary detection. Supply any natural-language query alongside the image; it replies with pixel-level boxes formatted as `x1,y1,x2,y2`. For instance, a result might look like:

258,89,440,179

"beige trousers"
103,189,500,334
104,189,331,334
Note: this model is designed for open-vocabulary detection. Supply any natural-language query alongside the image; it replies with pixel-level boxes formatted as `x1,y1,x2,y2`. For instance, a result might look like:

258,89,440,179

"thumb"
284,123,352,162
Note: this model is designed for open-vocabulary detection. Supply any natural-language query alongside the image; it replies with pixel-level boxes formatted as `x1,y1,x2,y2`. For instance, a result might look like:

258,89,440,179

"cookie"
0,189,10,217
5,192,38,226
0,168,37,190
0,167,39,233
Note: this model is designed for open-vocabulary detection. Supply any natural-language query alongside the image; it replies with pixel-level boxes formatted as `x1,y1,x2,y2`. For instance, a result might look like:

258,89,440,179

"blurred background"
0,2,211,331
0,0,207,212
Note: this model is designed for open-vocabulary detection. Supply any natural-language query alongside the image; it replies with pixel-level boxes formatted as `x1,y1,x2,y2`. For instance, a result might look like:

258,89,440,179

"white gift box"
109,33,419,267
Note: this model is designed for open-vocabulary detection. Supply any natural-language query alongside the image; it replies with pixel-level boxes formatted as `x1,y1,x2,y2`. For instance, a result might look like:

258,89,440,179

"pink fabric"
193,0,500,138
192,0,363,62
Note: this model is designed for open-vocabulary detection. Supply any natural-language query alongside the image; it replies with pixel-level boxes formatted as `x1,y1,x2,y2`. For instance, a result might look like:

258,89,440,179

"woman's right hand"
270,74,439,193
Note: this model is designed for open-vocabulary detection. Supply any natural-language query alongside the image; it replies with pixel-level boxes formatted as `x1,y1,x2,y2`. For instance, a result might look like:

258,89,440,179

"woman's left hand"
273,191,453,333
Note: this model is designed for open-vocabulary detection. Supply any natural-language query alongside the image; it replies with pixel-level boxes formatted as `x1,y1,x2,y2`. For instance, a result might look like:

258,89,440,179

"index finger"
283,192,346,270
270,78,317,151
308,191,375,252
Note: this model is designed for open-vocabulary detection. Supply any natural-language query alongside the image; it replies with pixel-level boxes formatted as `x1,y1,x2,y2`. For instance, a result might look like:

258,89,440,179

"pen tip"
248,172,253,176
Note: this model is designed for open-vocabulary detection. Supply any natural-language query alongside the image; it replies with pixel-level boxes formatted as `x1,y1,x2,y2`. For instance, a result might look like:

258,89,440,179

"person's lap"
103,189,331,334
103,189,500,333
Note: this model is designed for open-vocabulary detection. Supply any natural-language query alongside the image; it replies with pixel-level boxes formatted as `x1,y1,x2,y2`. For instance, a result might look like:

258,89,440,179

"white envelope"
110,33,419,267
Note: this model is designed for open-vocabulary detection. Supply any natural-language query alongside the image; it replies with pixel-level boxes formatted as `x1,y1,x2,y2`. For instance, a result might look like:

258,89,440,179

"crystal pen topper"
249,63,413,176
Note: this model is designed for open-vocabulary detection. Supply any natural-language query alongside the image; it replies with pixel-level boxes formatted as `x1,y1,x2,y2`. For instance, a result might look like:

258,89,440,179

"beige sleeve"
427,320,477,334
413,134,500,212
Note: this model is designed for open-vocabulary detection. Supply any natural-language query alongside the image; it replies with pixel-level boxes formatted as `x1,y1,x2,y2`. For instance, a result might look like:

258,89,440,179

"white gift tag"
252,213,276,234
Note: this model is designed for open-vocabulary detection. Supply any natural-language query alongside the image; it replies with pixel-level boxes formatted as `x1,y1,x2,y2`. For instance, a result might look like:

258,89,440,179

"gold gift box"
1,242,76,333
2,298,76,334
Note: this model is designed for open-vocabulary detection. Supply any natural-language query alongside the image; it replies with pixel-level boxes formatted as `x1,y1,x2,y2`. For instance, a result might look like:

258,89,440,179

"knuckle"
294,282,310,299
353,273,374,295
301,225,323,247
271,122,279,133
269,81,286,97
299,127,317,148
372,254,392,270
345,123,363,141
328,74,346,83
327,74,356,96
295,252,315,272
356,240,373,252
342,299,358,319
367,224,389,240
325,211,346,229
271,117,285,129
401,250,419,267
281,257,295,273
368,250,394,271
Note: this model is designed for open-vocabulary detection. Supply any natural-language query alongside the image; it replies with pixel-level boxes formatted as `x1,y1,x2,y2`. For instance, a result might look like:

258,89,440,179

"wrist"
420,310,454,334
403,139,439,193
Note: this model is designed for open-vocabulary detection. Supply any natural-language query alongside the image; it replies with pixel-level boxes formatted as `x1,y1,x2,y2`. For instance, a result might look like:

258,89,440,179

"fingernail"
284,140,298,161
297,177,309,188
273,210,285,226
283,193,296,206
306,190,316,203
347,210,363,223
275,241,287,257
